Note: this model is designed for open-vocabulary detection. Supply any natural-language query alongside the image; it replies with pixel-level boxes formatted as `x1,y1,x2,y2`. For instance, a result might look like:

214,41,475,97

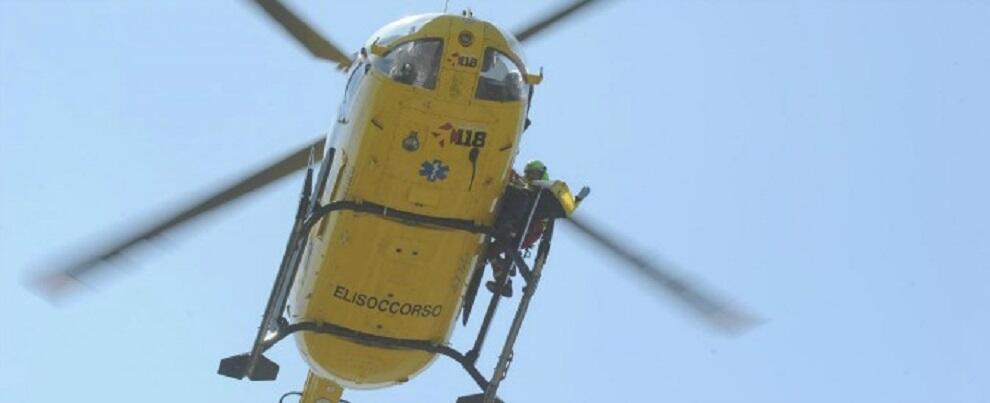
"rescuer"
485,160,558,297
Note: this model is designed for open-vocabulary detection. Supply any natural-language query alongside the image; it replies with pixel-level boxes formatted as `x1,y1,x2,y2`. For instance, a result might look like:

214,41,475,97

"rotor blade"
565,215,759,334
513,0,605,43
250,0,352,69
32,137,326,299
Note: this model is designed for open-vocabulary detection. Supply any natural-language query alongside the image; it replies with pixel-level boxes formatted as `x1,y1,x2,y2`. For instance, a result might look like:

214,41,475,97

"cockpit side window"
337,61,367,122
372,39,443,90
475,48,528,102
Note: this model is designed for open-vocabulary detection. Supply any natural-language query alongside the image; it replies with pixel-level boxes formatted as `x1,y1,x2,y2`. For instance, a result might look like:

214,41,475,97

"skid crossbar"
251,241,547,395
218,148,494,382
220,152,558,402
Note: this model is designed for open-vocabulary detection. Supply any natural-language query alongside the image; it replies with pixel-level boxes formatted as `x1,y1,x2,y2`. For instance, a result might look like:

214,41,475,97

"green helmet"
524,160,549,180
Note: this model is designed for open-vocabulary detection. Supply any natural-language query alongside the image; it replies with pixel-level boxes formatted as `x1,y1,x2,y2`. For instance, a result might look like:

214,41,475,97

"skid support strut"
217,146,564,403
457,225,553,403
217,146,498,383
483,223,553,403
460,188,555,403
218,147,335,381
464,187,543,365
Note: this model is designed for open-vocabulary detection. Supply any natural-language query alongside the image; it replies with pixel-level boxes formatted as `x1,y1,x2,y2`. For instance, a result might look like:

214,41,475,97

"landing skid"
227,235,553,402
218,146,560,403
218,147,333,381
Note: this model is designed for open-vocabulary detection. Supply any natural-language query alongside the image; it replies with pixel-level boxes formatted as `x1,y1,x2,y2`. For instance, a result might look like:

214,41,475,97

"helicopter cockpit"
366,14,445,90
475,48,528,102
372,39,444,89
363,13,532,103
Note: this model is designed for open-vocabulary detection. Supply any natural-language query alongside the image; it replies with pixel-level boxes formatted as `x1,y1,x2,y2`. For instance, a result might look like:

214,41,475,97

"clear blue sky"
2,1,988,402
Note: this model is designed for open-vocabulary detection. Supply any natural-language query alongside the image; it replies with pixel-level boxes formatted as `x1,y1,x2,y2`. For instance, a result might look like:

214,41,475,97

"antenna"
443,0,450,13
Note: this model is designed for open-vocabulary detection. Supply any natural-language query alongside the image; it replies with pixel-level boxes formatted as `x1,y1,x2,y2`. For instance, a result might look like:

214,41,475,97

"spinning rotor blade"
513,0,605,43
565,215,758,334
250,0,352,69
33,137,327,300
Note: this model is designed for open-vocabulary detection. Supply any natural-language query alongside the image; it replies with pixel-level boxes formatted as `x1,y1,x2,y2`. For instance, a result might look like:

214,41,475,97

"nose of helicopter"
437,17,486,103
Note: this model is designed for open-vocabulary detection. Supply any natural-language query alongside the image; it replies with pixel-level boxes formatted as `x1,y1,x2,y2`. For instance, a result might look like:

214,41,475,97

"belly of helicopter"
282,96,523,388
288,210,483,389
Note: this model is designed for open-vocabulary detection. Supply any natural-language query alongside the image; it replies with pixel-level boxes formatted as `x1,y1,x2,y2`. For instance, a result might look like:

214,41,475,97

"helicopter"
31,1,757,402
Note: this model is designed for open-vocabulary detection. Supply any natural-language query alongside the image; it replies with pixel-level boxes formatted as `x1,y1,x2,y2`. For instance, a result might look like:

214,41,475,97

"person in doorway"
484,160,562,297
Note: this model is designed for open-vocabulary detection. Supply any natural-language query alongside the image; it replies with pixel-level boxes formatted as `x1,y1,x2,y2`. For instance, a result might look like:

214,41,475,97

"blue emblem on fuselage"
419,159,450,182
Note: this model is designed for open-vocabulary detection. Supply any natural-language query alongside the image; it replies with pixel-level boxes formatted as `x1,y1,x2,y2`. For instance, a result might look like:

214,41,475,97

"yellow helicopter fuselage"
287,14,537,388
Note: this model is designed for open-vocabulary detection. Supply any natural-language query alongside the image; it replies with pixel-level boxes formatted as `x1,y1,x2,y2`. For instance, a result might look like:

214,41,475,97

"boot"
485,254,513,298
485,277,513,298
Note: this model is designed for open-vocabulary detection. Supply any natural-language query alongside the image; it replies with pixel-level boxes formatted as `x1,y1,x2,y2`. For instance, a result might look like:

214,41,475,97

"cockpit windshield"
373,39,443,90
369,14,442,48
475,48,528,102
